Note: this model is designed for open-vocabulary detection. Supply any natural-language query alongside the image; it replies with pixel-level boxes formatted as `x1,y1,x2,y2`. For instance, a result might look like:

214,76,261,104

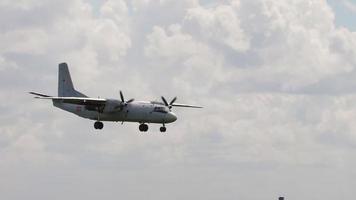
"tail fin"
58,63,87,97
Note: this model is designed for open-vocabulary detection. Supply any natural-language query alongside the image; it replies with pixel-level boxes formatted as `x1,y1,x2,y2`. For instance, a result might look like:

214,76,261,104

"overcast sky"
1,0,356,200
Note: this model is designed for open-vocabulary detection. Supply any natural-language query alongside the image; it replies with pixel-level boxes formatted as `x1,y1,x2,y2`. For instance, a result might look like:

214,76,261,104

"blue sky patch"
327,0,356,31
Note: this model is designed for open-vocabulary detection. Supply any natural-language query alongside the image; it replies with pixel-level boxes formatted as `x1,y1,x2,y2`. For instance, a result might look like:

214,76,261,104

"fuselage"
53,100,177,124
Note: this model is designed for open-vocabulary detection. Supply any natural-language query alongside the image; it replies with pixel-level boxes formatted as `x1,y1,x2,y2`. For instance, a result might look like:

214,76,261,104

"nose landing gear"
94,121,104,130
160,126,166,132
160,123,167,132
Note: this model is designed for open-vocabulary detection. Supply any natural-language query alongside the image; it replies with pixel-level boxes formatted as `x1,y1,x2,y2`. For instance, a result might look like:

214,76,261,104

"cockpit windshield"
153,106,169,113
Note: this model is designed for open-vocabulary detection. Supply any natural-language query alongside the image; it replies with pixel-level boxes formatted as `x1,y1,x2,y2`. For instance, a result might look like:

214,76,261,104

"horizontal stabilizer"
29,92,52,98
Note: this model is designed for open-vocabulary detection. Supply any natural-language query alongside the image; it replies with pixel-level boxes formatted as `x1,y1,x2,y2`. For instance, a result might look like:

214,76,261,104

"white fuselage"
52,100,177,124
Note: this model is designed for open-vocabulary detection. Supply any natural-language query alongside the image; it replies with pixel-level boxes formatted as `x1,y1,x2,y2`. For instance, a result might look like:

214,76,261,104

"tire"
94,121,104,130
160,126,166,132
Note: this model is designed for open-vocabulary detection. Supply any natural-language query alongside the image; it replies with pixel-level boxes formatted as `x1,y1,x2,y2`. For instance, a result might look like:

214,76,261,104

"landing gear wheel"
160,126,166,132
139,124,149,132
94,121,104,130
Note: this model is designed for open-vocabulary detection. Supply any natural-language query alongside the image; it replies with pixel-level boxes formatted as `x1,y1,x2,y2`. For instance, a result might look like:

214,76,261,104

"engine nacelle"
103,99,123,113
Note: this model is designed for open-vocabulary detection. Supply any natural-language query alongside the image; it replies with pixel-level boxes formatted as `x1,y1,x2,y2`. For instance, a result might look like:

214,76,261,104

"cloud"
342,0,356,13
1,0,356,199
185,3,251,52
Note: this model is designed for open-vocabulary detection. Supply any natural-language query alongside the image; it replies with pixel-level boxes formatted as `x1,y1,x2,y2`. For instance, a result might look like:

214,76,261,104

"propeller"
161,96,177,109
120,90,134,106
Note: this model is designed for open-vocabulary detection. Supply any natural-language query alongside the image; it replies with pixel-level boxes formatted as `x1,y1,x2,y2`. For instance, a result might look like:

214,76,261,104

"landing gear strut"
94,121,104,130
139,123,149,132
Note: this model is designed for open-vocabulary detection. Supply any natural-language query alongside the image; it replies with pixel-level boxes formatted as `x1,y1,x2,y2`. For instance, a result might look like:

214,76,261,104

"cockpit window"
153,106,168,113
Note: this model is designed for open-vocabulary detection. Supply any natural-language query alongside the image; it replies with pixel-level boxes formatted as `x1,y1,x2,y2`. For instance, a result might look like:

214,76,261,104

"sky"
328,0,356,30
0,0,356,200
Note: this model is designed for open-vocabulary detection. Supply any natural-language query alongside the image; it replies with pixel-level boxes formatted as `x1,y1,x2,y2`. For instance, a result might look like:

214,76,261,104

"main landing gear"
139,123,149,132
138,124,167,132
94,121,104,130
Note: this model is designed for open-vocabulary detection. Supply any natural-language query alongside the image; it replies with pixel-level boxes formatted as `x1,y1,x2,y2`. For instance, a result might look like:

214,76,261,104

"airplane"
30,63,202,132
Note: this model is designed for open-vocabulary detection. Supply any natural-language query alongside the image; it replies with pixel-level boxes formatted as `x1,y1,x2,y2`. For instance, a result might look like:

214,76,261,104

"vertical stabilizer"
58,63,87,97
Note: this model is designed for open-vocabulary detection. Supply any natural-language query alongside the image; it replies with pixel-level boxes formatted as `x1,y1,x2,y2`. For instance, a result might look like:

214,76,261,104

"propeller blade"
126,98,135,104
169,97,177,105
161,96,169,107
120,90,124,102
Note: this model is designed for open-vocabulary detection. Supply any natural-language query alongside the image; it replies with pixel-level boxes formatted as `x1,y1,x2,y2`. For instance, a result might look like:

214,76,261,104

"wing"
171,103,203,108
29,92,106,106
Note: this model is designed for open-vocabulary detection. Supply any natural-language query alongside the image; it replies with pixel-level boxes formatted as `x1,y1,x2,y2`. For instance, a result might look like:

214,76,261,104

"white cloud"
0,29,49,55
145,24,204,61
89,18,131,61
342,0,356,13
185,3,250,52
0,56,17,71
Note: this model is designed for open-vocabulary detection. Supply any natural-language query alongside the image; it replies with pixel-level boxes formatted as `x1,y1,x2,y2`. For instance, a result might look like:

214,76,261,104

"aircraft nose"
167,112,177,123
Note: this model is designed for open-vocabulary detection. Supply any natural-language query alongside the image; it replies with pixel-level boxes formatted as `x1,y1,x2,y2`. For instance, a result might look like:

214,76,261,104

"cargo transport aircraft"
30,63,202,132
